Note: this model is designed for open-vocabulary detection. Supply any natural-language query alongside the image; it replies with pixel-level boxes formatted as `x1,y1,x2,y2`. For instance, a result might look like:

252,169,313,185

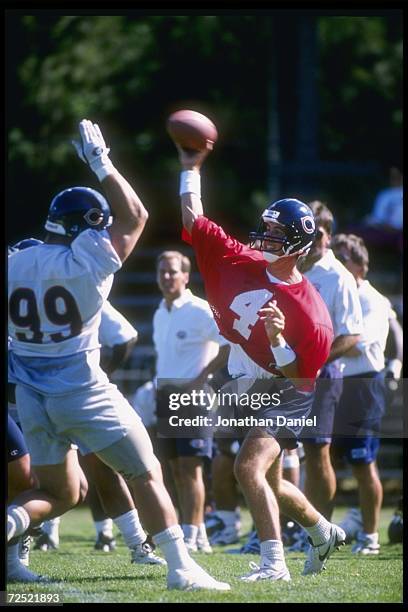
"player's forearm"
386,317,403,361
103,171,148,230
269,334,301,386
103,171,148,261
103,338,138,375
326,334,360,363
277,359,302,387
180,192,203,233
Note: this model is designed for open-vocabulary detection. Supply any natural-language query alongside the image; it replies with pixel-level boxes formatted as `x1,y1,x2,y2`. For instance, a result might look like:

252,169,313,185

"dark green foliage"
6,13,402,244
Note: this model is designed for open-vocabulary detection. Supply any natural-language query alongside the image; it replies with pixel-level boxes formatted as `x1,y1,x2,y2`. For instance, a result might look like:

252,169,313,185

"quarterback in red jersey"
189,215,333,384
175,144,345,582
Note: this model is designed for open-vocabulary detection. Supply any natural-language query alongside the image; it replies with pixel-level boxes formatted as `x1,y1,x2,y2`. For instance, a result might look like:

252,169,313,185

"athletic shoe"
34,532,59,552
196,537,213,553
240,561,291,582
338,508,363,544
131,541,167,565
94,531,116,552
167,562,230,591
8,562,50,583
287,528,310,553
210,525,240,546
19,535,31,566
352,531,380,555
302,524,346,575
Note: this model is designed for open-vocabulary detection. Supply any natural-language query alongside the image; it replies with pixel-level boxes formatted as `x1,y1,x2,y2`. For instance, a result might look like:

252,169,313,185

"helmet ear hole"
84,208,104,226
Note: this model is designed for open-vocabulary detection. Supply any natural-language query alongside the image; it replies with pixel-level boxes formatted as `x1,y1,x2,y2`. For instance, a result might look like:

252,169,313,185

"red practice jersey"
184,216,334,383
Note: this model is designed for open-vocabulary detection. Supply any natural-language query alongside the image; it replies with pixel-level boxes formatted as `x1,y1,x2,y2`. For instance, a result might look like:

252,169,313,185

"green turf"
7,507,403,603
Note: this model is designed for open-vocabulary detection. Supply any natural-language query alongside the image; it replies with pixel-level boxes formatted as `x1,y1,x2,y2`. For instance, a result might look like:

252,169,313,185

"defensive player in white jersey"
331,233,403,554
7,119,230,591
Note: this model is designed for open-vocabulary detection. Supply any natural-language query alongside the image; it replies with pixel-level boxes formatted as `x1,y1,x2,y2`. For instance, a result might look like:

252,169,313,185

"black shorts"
303,363,343,445
215,377,314,451
332,371,387,440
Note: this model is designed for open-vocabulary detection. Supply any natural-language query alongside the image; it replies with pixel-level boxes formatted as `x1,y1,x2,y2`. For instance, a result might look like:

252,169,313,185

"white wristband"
282,453,300,469
271,336,296,367
179,170,201,197
90,155,115,182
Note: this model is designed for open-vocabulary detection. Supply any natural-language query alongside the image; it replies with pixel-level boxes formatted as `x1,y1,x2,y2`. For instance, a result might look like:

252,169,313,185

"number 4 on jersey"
230,289,273,340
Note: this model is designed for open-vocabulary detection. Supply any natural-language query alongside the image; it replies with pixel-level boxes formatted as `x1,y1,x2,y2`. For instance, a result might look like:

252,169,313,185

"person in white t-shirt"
7,119,230,591
153,250,230,554
331,233,403,555
296,202,363,525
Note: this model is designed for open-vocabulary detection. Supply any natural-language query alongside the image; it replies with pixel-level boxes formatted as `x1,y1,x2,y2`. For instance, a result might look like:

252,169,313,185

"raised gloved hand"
72,119,114,182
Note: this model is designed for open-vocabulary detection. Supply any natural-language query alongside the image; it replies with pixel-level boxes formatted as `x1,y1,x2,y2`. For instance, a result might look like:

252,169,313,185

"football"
166,109,218,151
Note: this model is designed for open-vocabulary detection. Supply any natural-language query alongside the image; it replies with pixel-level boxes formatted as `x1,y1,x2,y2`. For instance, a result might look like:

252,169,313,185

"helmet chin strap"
263,251,281,263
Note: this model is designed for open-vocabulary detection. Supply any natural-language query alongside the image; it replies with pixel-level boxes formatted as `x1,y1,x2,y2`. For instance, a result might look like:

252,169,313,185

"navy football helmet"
44,186,112,238
249,198,316,257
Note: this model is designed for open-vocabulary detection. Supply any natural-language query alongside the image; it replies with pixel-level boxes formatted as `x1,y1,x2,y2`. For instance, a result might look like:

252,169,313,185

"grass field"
7,506,403,604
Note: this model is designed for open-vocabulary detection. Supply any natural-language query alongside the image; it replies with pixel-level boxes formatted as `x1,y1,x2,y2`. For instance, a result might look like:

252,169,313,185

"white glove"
72,119,114,182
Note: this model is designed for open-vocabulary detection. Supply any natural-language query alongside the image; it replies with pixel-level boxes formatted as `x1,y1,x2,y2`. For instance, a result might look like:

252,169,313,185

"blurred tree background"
6,10,403,489
7,11,402,248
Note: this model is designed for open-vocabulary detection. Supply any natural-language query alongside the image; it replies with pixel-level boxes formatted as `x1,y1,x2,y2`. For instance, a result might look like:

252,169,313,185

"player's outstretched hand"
72,119,113,181
175,142,212,172
259,300,286,344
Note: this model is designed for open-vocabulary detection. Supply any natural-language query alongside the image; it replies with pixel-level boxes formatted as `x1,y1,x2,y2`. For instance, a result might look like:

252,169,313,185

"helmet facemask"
249,218,294,262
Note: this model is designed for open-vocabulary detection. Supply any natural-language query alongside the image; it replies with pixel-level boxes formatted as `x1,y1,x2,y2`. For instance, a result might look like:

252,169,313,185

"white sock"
260,539,286,568
362,532,379,544
113,510,146,548
7,542,20,567
94,518,113,538
304,515,332,546
153,525,192,570
43,517,60,539
182,524,198,544
216,510,237,526
197,523,209,543
8,506,30,541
